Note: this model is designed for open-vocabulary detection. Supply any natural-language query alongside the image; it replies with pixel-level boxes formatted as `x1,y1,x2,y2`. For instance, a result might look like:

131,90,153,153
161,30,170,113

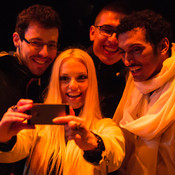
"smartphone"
27,103,70,125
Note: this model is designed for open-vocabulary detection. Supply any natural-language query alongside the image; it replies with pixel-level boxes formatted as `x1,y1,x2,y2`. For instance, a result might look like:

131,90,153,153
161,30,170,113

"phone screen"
27,103,69,125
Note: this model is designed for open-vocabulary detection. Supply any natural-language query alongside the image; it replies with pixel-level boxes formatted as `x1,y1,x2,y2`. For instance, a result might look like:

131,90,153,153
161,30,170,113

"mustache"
127,64,141,68
31,55,50,59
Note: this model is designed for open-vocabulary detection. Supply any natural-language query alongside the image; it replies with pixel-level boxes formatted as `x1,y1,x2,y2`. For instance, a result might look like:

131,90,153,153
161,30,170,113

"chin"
71,102,83,109
32,69,45,76
102,60,116,65
100,57,117,65
72,105,81,109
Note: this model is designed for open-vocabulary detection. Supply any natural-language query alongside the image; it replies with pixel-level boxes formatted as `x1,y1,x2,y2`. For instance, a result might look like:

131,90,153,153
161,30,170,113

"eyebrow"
130,43,143,47
60,72,88,75
128,44,145,49
122,43,145,50
118,43,145,51
29,37,57,43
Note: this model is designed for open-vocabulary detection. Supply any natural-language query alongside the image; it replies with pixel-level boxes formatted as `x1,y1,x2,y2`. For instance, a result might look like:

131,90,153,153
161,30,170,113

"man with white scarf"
113,9,175,175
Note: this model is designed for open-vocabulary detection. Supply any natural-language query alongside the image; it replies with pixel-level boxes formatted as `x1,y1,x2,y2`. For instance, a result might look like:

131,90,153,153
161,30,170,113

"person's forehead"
60,58,87,73
25,22,59,41
95,10,124,26
118,28,148,47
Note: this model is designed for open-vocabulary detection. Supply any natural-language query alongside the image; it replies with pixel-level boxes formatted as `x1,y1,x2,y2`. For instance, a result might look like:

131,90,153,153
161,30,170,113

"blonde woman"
0,48,125,175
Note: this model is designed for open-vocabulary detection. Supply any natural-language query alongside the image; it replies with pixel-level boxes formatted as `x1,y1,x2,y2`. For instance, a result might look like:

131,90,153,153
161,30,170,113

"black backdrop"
0,0,174,51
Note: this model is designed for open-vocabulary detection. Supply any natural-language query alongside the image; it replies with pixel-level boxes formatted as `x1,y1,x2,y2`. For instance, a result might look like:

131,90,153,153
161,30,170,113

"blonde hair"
26,48,102,175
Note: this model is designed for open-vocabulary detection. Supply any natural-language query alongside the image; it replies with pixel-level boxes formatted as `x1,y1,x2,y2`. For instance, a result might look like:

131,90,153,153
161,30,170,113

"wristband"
83,132,105,165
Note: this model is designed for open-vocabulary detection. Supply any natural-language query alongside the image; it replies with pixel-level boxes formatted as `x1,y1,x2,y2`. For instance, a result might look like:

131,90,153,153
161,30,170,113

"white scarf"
120,47,175,139
113,44,175,174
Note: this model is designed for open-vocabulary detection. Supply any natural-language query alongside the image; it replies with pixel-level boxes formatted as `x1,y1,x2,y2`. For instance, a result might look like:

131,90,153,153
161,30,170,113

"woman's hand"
0,99,34,143
53,109,98,151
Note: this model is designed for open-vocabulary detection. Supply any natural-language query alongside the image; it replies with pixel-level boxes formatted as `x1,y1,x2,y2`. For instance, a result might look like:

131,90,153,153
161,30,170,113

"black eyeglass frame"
22,37,58,50
94,25,117,37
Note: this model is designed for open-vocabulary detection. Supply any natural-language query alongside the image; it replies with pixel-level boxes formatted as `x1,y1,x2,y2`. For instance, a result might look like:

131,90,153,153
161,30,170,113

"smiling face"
90,10,125,65
118,28,165,82
59,58,88,109
90,11,124,65
13,22,59,76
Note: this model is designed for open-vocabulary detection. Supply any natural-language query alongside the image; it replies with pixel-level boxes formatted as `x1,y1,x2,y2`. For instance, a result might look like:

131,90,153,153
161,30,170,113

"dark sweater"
0,51,52,119
88,47,126,118
0,51,52,175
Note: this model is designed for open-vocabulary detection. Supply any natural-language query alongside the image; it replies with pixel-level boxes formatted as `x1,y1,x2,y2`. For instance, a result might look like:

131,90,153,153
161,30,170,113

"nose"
39,45,49,57
122,52,134,67
69,78,78,90
108,33,118,44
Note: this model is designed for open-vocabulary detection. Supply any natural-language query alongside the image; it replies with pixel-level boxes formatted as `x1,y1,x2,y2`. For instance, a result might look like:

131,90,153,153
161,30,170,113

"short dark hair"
101,1,132,15
94,1,132,25
116,9,173,50
15,4,61,39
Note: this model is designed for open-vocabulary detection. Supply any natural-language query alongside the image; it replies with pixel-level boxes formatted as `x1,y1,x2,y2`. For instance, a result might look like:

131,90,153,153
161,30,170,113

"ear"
159,37,170,55
89,25,96,41
13,32,21,47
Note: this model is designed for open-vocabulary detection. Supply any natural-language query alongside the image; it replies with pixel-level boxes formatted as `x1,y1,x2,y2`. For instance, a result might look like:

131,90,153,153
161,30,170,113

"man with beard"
0,4,61,175
113,9,175,175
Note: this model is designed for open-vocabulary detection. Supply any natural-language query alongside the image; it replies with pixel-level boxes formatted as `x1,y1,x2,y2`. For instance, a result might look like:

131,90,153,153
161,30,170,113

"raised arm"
0,99,34,143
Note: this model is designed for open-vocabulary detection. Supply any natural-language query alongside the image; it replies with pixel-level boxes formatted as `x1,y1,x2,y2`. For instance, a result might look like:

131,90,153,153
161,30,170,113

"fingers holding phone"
53,116,98,151
0,99,34,143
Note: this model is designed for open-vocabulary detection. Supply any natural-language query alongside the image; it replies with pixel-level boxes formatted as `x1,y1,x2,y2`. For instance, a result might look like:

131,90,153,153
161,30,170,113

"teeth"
67,93,81,97
130,66,141,72
34,58,47,64
104,46,118,52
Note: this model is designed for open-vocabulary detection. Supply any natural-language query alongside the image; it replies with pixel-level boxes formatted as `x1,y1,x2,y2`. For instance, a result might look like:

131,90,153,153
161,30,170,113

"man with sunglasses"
0,4,61,175
89,1,131,118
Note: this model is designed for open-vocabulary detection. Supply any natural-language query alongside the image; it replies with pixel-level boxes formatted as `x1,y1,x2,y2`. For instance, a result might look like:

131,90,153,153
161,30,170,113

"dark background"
0,0,174,51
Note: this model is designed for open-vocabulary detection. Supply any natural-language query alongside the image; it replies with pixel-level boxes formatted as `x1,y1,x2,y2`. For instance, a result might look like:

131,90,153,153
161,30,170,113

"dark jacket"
88,47,126,118
0,51,52,119
0,51,52,175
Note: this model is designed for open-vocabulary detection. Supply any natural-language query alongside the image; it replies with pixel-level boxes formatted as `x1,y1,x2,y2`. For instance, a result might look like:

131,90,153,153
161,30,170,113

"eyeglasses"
95,25,117,37
95,25,116,37
23,37,58,50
